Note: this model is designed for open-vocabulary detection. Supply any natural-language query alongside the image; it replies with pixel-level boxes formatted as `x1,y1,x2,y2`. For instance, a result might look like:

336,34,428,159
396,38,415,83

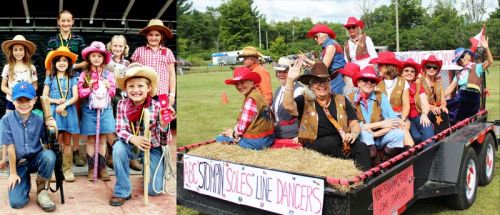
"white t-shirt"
273,85,303,121
345,36,378,69
384,79,409,116
1,64,37,101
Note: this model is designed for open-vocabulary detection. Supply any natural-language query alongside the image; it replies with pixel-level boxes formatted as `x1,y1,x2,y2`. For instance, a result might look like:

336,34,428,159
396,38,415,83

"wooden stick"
143,110,151,206
40,96,57,135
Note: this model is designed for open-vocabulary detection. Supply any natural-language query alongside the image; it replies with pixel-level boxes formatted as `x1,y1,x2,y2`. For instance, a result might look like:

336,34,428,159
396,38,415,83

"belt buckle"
18,158,27,165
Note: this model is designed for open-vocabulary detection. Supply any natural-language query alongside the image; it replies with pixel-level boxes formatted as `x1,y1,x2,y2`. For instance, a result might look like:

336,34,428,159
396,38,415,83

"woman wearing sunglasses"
282,61,371,171
343,17,378,69
445,36,493,124
401,59,434,144
346,65,405,165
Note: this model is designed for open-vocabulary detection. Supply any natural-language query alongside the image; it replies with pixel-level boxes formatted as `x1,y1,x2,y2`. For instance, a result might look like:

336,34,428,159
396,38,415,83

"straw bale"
188,143,362,191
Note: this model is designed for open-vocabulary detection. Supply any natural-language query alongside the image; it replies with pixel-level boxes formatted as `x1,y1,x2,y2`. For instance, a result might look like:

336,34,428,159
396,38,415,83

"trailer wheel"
478,133,496,186
446,148,478,210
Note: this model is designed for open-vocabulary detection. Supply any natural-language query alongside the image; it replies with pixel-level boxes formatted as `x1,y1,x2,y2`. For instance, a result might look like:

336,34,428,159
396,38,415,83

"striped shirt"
130,45,176,95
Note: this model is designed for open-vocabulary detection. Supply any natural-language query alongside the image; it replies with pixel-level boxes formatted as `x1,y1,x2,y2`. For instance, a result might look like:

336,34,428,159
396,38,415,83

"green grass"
177,64,500,215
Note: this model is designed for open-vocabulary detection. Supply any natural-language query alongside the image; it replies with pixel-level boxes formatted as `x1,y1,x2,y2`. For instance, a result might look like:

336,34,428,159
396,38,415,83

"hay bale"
187,143,362,191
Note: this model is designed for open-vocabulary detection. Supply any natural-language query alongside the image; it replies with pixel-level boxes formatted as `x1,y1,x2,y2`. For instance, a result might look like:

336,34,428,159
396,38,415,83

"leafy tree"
268,36,288,60
218,0,259,51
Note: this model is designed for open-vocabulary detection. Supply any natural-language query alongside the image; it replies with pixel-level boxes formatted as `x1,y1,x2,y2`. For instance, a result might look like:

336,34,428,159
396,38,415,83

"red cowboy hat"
421,55,443,72
224,67,261,85
353,66,381,87
338,62,360,78
370,51,403,71
402,58,421,74
306,24,336,39
343,17,365,30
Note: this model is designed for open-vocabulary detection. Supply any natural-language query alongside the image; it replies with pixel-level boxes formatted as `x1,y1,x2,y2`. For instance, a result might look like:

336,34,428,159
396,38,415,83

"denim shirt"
1,111,46,161
321,38,346,71
350,90,397,127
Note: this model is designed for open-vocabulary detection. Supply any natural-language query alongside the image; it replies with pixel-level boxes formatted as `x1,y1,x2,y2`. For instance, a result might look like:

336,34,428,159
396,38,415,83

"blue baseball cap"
12,81,36,100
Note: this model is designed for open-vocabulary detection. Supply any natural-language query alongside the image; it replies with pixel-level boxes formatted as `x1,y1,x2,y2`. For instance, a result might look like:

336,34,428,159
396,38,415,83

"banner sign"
372,165,414,215
183,154,325,215
395,50,462,70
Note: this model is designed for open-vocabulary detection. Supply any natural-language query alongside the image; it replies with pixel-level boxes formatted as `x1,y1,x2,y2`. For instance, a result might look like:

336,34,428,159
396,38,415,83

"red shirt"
409,82,426,118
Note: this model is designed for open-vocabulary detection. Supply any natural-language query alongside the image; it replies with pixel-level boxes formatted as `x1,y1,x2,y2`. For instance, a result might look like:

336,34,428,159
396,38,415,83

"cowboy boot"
63,153,75,182
36,176,56,212
98,154,111,181
73,150,85,167
106,144,114,169
87,154,94,181
130,159,143,171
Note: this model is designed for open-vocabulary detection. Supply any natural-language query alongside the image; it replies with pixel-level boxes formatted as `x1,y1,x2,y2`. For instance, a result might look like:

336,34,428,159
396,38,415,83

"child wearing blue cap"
445,36,493,124
1,82,58,212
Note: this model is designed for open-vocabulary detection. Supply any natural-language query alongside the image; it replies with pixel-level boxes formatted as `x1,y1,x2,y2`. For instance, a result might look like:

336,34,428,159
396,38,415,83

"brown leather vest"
347,91,384,123
458,65,481,91
344,34,370,62
239,90,275,139
419,76,443,108
376,77,405,112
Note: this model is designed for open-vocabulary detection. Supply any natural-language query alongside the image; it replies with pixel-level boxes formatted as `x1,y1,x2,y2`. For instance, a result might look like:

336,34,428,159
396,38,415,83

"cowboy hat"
452,47,475,64
402,58,421,74
344,17,365,30
237,46,261,59
421,55,443,72
273,57,293,71
45,46,78,71
139,19,173,39
338,62,360,78
1,35,36,57
116,63,159,96
369,51,403,71
298,62,330,85
224,66,261,85
352,66,381,87
82,41,112,64
306,24,336,39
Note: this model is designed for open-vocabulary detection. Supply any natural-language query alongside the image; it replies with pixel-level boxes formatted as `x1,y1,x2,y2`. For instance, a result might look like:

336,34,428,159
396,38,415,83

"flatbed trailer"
177,109,498,215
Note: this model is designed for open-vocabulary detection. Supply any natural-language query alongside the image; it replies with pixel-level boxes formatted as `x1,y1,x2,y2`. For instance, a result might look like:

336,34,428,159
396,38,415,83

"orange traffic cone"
221,91,229,104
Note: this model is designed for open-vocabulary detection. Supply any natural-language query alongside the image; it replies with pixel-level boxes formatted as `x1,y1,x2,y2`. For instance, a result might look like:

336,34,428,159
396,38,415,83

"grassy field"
177,64,500,215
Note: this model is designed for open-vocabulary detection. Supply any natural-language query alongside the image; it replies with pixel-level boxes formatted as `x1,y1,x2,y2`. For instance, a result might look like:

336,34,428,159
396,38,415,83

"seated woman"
216,67,275,150
371,52,414,147
445,36,493,124
283,60,371,171
346,66,405,164
272,57,303,148
419,55,450,133
401,58,433,144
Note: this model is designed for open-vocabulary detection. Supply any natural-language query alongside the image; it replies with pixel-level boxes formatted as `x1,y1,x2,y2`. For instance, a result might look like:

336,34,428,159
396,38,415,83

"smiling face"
57,12,74,33
88,52,104,67
111,39,126,57
125,77,152,105
314,33,326,45
55,56,69,72
401,66,417,82
13,97,37,118
12,44,26,62
276,69,289,85
235,80,255,96
310,77,330,98
146,30,163,48
424,63,439,77
346,25,359,38
458,53,471,66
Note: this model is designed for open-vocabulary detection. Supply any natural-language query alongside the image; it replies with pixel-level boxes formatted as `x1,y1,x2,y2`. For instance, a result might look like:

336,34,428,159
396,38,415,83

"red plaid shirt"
234,97,257,136
130,45,175,95
115,99,171,147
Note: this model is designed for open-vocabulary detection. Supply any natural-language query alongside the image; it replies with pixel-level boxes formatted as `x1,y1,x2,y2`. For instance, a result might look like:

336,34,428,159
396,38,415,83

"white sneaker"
37,190,56,212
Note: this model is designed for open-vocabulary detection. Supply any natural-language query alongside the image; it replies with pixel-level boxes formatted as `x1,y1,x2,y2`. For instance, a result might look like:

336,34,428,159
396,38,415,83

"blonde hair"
106,35,130,57
382,64,400,79
6,44,35,82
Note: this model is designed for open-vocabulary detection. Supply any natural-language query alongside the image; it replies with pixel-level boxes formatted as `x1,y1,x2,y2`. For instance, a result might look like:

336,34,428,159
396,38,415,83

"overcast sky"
189,0,498,23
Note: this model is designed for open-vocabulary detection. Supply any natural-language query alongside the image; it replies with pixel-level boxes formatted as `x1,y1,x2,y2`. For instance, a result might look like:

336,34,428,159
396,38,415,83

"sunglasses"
403,69,416,73
310,78,329,86
313,35,319,40
346,26,357,30
426,65,439,70
360,78,377,84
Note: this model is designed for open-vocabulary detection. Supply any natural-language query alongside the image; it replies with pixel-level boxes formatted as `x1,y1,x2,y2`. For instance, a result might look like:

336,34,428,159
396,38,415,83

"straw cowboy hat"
344,17,365,30
452,47,475,64
224,66,261,85
402,58,421,74
298,62,330,85
369,51,403,71
45,46,78,71
421,55,443,72
352,66,381,87
237,46,262,59
1,35,36,57
82,41,112,64
139,19,173,39
116,63,159,96
306,24,336,39
273,57,293,71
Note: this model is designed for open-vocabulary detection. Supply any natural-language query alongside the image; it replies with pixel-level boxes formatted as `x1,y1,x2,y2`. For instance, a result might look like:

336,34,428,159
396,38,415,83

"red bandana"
360,92,370,110
126,96,152,122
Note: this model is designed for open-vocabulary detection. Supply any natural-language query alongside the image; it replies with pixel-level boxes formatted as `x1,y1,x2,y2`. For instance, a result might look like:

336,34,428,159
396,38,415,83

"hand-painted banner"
183,154,325,215
372,165,414,215
395,50,462,70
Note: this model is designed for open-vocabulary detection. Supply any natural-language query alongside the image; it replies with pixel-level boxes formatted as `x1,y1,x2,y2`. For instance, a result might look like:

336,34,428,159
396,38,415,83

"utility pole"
292,26,295,46
395,0,400,52
266,31,268,50
258,18,262,49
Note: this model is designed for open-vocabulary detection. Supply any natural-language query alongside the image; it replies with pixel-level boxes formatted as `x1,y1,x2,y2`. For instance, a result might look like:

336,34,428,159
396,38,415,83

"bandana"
359,92,370,110
126,96,152,122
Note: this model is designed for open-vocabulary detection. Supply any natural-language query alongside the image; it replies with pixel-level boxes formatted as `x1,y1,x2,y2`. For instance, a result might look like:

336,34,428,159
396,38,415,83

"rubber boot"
87,154,95,181
36,176,56,212
98,154,111,181
63,153,75,182
73,150,85,167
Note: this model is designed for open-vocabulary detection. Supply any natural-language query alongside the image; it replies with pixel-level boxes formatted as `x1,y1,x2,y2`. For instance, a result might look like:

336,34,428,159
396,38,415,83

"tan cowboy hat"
139,19,173,39
237,46,262,58
117,63,159,96
45,46,78,71
1,35,36,57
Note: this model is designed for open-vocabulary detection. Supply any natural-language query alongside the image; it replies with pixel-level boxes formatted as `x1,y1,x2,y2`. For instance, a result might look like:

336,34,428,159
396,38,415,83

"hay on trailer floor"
187,143,362,191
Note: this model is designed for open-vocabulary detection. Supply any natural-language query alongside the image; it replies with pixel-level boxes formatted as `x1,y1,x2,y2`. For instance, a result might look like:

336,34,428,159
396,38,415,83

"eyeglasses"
346,26,357,30
310,78,329,86
360,78,377,84
313,35,319,40
426,65,439,70
403,69,416,73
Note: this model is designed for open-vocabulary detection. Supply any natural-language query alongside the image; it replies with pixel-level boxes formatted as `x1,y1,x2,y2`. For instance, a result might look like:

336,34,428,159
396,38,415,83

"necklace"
56,75,70,117
130,108,145,136
59,32,72,48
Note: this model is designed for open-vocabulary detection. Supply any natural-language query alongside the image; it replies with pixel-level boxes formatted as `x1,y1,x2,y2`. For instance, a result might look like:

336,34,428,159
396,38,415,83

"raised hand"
287,59,303,81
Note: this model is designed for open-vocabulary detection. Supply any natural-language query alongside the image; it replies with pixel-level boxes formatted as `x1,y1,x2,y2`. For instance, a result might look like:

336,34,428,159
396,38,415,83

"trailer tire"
445,147,478,210
478,133,496,186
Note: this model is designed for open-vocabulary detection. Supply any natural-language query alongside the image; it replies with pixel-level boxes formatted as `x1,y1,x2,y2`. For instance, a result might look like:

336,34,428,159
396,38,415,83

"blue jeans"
409,115,434,144
360,129,404,149
215,134,275,150
8,150,56,209
112,140,165,198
